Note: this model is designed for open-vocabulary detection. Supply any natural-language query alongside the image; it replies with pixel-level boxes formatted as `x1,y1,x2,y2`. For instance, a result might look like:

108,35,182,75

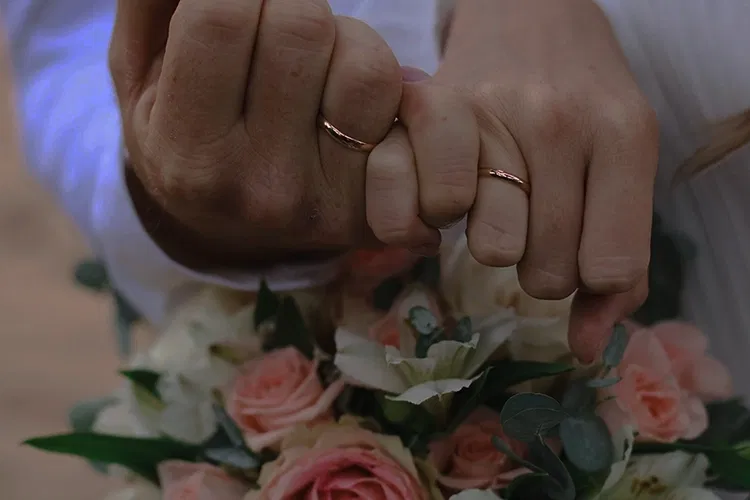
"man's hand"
109,0,403,268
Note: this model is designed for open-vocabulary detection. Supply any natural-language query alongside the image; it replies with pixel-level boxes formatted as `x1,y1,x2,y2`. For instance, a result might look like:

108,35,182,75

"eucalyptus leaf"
454,316,473,343
114,292,141,359
528,437,576,500
263,296,314,359
561,381,597,415
491,436,544,474
407,306,440,336
504,472,554,500
559,415,614,472
602,324,628,369
204,447,259,470
446,368,492,432
73,259,110,292
586,377,622,389
23,433,200,484
120,370,161,400
254,280,280,328
500,393,568,442
212,403,246,449
483,361,574,400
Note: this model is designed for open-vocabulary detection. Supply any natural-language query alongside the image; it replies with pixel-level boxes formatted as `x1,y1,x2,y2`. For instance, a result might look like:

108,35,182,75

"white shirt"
0,0,440,324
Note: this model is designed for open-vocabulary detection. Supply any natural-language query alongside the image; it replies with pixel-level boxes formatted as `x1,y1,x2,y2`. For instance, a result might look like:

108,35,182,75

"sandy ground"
0,35,124,498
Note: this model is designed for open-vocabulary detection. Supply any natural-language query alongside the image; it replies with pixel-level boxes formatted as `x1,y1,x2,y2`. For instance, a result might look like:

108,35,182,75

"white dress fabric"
2,0,749,399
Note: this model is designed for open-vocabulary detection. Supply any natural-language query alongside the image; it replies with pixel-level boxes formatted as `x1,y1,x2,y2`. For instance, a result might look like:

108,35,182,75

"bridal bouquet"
25,226,750,500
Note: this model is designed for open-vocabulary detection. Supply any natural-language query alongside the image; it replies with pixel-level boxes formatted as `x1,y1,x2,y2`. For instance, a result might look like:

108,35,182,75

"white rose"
441,235,573,365
597,450,720,499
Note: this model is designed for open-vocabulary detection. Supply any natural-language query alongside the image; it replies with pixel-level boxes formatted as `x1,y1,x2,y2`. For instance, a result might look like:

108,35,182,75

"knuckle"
267,0,335,50
421,181,474,223
467,220,525,267
176,0,259,44
581,256,648,294
518,266,577,300
522,84,578,142
371,220,413,246
599,95,659,142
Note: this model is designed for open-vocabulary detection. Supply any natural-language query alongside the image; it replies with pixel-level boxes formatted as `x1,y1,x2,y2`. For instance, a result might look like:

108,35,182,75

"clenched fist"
110,0,402,268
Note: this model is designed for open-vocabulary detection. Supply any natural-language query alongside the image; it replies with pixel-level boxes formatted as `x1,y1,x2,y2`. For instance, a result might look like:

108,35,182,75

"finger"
152,0,265,142
366,124,441,252
466,129,528,267
516,138,586,300
579,102,659,294
245,0,336,152
568,276,648,364
400,84,479,229
110,0,179,103
316,16,403,244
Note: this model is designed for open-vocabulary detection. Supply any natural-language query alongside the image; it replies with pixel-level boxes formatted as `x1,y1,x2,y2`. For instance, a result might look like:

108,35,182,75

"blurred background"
0,33,122,498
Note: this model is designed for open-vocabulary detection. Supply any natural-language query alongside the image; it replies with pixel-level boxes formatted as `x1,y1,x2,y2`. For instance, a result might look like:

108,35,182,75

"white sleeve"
0,0,341,325
594,0,750,157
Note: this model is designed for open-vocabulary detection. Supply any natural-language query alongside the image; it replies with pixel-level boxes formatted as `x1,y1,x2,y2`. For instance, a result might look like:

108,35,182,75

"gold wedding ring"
318,115,377,153
479,168,531,196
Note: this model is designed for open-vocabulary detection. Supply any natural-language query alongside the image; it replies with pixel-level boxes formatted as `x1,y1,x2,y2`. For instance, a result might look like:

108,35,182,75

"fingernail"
401,66,431,83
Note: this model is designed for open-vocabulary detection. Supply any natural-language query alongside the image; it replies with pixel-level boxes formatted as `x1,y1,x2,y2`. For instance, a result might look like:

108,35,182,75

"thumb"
568,277,648,364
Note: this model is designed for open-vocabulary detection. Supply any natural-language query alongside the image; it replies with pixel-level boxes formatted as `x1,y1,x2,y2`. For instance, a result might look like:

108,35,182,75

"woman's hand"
110,0,405,268
376,0,658,303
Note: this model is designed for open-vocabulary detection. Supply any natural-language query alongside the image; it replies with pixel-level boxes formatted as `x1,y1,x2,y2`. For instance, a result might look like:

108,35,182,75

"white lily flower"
334,286,516,417
597,450,720,500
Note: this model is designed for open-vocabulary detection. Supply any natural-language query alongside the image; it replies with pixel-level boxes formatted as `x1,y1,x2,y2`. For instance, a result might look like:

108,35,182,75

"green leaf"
68,397,119,474
73,259,110,292
23,433,200,484
492,437,545,474
527,437,576,500
212,402,246,450
372,276,405,311
500,393,568,443
504,472,554,499
263,296,314,359
602,324,628,369
411,256,441,288
561,381,597,416
707,447,750,489
453,316,473,343
204,447,259,471
114,292,141,359
407,306,440,336
559,415,614,473
120,370,161,400
445,368,492,433
587,377,622,389
695,399,750,446
254,280,281,328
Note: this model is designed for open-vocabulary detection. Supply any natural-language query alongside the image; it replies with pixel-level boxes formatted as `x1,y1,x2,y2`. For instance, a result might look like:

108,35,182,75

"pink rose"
429,407,528,492
368,286,442,350
249,417,430,500
226,347,345,452
158,461,248,500
345,248,420,294
649,321,733,402
598,329,708,443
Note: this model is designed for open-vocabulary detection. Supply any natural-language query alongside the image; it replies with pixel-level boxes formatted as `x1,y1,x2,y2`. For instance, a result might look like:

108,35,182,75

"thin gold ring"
479,168,531,196
318,115,377,153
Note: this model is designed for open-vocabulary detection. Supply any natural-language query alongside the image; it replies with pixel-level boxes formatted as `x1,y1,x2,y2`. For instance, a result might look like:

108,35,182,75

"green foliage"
260,291,315,360
253,280,280,328
68,397,118,474
73,259,110,292
23,433,201,484
601,324,628,371
120,370,161,400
